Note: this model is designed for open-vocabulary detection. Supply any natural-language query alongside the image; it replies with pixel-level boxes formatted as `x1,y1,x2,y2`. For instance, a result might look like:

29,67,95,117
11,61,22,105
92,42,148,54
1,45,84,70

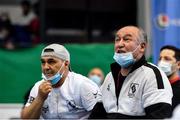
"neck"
120,55,144,76
169,72,180,84
121,66,132,76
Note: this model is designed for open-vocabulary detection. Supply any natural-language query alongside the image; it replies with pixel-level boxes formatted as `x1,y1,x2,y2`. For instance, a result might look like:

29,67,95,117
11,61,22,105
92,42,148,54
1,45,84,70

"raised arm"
21,81,52,119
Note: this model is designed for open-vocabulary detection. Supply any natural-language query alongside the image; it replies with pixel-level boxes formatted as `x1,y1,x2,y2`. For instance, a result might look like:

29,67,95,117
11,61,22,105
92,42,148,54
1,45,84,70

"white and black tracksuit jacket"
89,56,173,119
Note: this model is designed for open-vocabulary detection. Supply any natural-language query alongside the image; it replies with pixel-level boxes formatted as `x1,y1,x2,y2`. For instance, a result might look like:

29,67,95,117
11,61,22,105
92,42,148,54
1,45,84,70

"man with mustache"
89,26,172,119
21,43,101,119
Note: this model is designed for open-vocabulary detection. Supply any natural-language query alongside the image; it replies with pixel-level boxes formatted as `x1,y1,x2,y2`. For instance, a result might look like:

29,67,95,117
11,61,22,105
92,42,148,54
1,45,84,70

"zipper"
116,71,121,111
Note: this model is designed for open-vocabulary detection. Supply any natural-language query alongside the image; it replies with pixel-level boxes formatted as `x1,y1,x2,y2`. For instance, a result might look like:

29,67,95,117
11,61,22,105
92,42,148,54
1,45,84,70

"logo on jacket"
93,90,98,98
28,96,35,103
42,105,49,113
107,83,111,91
128,83,139,98
66,100,81,112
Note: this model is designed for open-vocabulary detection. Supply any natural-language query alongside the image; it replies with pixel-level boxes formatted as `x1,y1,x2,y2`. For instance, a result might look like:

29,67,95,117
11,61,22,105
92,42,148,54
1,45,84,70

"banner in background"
151,0,180,64
0,43,114,103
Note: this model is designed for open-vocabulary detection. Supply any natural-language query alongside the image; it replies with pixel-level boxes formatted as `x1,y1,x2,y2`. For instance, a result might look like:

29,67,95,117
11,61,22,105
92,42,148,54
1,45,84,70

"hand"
38,81,52,101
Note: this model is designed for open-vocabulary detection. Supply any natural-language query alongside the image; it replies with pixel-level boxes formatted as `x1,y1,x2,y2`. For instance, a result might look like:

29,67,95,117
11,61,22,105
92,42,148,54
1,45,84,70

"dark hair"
21,0,31,7
160,45,180,61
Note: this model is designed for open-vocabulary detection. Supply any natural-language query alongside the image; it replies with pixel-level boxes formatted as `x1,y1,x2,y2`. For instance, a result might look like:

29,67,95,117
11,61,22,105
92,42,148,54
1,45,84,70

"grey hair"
138,28,148,43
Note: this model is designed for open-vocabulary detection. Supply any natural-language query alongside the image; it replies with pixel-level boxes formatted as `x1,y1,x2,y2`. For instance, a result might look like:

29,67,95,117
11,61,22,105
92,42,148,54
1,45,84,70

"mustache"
116,49,126,53
44,70,54,74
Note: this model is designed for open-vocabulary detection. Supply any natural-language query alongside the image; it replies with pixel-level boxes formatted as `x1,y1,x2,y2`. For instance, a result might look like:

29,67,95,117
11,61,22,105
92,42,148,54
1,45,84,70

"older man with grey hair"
89,26,172,119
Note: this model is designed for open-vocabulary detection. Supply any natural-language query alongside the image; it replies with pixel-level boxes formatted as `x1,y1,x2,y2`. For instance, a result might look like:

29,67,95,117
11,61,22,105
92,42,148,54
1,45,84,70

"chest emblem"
128,83,139,98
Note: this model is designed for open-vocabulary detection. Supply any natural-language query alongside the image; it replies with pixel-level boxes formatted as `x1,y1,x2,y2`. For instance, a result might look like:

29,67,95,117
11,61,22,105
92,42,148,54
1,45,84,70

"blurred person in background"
0,12,15,50
158,45,180,111
89,26,172,119
21,43,101,119
88,67,104,87
17,0,37,26
13,0,40,48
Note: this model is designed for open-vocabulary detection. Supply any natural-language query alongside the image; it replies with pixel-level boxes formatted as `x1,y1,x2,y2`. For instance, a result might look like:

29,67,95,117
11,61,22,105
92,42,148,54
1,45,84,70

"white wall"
137,0,152,59
0,104,23,119
0,5,22,24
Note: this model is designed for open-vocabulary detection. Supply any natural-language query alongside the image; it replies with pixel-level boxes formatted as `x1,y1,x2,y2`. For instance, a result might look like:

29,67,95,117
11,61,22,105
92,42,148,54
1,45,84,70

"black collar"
110,55,147,76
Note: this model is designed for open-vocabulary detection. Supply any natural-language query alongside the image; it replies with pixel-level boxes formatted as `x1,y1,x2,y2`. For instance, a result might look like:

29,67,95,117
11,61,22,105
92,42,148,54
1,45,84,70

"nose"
116,38,125,48
43,62,50,70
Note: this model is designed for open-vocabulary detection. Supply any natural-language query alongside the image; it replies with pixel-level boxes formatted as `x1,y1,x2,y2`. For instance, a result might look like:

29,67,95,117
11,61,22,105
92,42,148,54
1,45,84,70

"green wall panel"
0,43,114,103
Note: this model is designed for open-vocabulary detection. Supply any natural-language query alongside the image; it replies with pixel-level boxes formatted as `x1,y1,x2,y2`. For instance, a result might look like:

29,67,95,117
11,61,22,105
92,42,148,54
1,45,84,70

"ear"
177,61,180,70
140,42,146,48
140,43,146,52
65,60,70,67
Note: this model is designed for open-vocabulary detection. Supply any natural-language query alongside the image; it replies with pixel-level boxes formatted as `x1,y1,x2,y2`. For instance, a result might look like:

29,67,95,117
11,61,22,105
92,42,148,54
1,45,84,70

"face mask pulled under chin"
42,62,65,85
158,60,173,76
113,45,140,68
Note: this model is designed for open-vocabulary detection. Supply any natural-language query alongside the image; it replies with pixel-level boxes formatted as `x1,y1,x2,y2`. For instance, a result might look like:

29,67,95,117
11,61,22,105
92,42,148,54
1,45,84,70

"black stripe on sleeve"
88,102,107,119
145,103,172,118
144,63,164,89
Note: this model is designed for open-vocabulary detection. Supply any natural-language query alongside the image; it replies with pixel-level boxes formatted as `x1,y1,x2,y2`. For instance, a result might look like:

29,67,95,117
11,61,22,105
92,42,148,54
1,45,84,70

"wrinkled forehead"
116,26,139,38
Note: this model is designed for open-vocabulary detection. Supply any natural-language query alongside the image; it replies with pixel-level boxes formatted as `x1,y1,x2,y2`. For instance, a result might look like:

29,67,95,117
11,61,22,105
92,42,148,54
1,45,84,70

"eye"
41,59,45,64
123,36,131,41
48,60,56,64
158,57,162,61
163,56,173,61
115,36,120,41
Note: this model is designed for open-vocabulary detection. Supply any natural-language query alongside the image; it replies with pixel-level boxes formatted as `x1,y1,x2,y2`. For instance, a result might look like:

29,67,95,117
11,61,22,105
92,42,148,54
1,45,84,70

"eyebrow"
123,34,133,37
49,58,55,60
